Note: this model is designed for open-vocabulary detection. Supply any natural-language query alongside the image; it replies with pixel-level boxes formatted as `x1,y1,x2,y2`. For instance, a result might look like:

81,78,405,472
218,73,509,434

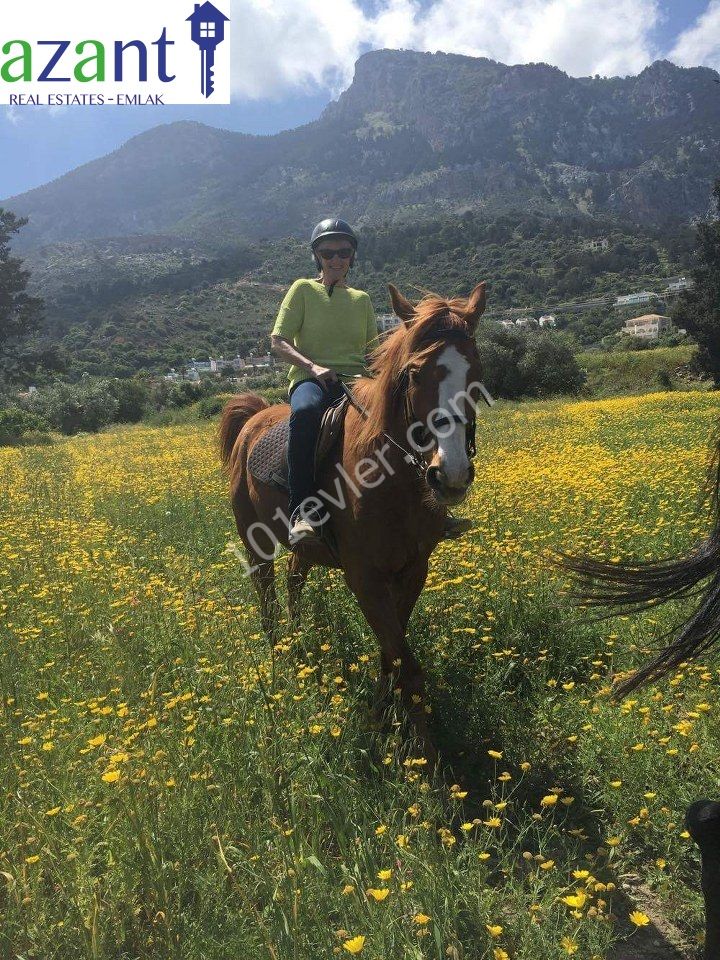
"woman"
270,217,473,548
271,218,377,546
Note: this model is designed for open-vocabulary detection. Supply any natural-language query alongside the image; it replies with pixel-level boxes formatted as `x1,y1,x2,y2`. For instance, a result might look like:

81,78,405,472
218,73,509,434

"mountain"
4,51,720,251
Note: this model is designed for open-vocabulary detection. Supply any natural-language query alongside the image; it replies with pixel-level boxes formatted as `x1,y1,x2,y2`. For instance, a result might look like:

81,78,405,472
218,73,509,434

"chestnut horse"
219,282,486,756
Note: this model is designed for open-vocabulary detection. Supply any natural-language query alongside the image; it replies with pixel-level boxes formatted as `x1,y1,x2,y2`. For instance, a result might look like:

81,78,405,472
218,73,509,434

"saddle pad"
247,395,350,492
248,417,289,490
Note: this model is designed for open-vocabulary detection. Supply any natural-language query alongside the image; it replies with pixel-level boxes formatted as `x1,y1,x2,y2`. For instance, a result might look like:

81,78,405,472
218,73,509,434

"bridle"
400,370,478,464
341,329,491,479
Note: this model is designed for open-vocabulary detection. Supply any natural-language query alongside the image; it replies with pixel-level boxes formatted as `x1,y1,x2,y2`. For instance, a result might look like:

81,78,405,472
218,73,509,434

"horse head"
365,282,486,506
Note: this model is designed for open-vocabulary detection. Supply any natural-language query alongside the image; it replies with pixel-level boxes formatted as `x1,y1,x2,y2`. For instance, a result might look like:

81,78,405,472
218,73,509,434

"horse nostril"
426,465,441,488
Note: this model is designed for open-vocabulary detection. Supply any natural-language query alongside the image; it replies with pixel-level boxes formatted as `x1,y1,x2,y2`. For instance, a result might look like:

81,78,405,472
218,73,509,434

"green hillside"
577,345,705,397
7,210,696,384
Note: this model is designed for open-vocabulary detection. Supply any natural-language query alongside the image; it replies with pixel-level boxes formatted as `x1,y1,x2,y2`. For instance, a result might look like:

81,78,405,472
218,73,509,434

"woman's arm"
270,335,338,384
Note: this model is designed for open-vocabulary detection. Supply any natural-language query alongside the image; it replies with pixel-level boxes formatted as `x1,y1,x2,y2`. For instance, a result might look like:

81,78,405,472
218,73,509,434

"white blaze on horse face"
435,344,471,488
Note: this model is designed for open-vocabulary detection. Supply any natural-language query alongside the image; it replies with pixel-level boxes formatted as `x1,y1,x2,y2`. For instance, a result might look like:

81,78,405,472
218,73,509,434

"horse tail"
219,393,269,469
556,427,720,698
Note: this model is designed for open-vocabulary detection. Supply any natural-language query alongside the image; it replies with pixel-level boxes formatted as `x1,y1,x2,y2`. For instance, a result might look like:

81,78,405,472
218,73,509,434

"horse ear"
464,282,487,329
388,283,416,328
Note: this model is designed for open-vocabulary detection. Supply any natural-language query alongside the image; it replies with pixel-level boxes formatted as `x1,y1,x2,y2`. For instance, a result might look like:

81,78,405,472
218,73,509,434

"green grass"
577,345,704,398
1,391,719,959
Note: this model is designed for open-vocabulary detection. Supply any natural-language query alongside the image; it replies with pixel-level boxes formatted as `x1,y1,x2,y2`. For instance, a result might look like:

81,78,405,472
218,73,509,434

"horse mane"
355,291,474,452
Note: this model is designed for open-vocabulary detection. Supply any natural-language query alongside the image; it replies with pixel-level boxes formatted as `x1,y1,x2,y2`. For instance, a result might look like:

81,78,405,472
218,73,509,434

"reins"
340,379,428,478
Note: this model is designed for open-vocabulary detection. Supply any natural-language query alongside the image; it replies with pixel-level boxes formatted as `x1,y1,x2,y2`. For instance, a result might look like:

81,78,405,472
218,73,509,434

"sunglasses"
317,247,354,260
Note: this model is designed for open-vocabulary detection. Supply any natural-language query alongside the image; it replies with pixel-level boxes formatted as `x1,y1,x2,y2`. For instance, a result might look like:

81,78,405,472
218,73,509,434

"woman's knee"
290,382,326,421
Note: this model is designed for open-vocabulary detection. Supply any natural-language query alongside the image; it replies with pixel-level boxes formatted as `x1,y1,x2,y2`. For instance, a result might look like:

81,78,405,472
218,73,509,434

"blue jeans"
288,377,344,517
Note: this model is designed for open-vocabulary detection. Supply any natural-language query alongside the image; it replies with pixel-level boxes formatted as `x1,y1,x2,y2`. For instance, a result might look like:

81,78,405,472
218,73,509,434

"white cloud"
670,0,720,70
231,0,368,99
5,106,23,125
230,0,663,100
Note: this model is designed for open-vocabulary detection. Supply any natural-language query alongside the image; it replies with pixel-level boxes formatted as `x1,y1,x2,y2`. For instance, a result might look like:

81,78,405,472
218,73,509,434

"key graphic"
186,2,229,99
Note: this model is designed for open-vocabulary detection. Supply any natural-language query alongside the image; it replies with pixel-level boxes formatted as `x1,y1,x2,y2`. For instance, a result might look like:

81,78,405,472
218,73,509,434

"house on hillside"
614,291,656,308
538,314,557,327
584,238,609,252
665,277,693,294
246,354,274,369
377,314,401,335
621,314,673,340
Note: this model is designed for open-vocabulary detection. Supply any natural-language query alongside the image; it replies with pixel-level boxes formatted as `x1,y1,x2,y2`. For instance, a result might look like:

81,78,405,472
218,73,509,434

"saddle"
247,394,350,491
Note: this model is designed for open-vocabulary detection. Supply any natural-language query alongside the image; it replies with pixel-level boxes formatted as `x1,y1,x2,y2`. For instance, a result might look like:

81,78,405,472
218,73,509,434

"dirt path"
610,880,698,960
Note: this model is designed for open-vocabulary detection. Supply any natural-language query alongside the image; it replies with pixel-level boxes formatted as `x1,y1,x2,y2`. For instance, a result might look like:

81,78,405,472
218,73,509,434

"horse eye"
408,366,420,381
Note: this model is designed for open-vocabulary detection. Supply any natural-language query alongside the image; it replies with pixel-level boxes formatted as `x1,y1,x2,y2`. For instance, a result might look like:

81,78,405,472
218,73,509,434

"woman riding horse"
270,217,469,547
221,280,487,759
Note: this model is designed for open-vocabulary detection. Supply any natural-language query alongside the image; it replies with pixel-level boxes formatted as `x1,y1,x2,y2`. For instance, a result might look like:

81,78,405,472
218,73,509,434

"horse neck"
358,374,425,486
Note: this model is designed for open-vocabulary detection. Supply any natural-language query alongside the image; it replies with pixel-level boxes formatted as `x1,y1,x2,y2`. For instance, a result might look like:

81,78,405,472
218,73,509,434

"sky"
1,0,718,199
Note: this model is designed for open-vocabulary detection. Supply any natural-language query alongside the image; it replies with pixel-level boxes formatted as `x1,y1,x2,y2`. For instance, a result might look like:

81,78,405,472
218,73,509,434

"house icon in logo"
187,2,230,99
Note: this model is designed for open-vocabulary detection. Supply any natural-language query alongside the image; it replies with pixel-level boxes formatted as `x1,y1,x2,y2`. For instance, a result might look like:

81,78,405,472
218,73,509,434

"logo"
186,3,229,99
0,0,231,106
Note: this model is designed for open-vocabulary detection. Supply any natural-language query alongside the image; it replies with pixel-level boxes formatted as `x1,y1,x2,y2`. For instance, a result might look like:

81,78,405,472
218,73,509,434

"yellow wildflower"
366,888,390,902
342,935,366,954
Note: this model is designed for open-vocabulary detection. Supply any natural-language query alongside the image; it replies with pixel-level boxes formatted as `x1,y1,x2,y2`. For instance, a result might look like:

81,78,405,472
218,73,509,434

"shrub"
656,369,674,391
520,333,587,397
476,325,585,399
108,379,149,423
31,381,119,435
475,326,527,399
196,395,226,419
0,407,48,445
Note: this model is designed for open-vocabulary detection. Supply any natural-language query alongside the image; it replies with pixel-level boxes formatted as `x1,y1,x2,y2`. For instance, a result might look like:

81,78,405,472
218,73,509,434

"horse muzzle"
425,462,475,505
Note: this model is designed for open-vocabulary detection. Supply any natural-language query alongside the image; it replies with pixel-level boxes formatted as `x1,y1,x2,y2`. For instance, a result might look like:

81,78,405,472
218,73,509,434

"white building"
246,354,274,368
538,314,557,327
376,313,401,335
584,238,609,252
622,314,673,340
614,291,657,308
187,358,214,375
665,277,693,293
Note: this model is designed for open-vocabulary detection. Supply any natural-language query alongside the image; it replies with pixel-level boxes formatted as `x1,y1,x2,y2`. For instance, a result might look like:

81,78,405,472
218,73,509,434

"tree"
0,209,44,351
673,179,720,385
521,333,586,396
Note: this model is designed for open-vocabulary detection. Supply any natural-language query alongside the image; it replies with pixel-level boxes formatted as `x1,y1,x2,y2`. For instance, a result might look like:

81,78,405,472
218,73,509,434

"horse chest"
343,483,442,573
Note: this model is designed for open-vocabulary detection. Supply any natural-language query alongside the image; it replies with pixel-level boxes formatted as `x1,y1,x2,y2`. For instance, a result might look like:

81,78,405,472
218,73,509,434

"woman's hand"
310,364,339,387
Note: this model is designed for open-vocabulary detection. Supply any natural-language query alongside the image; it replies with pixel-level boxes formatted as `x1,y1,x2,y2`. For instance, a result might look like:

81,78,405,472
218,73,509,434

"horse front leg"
346,567,435,763
287,551,311,625
247,551,279,639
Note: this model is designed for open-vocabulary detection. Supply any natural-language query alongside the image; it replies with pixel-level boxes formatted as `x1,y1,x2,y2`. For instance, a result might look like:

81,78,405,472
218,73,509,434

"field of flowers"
2,390,720,960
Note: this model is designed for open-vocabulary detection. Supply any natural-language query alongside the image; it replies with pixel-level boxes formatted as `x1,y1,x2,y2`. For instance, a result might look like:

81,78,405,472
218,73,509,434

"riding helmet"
310,218,358,269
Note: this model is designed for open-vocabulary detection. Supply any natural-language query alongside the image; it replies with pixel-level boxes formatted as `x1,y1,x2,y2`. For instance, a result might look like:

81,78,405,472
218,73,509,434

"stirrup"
288,505,328,548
